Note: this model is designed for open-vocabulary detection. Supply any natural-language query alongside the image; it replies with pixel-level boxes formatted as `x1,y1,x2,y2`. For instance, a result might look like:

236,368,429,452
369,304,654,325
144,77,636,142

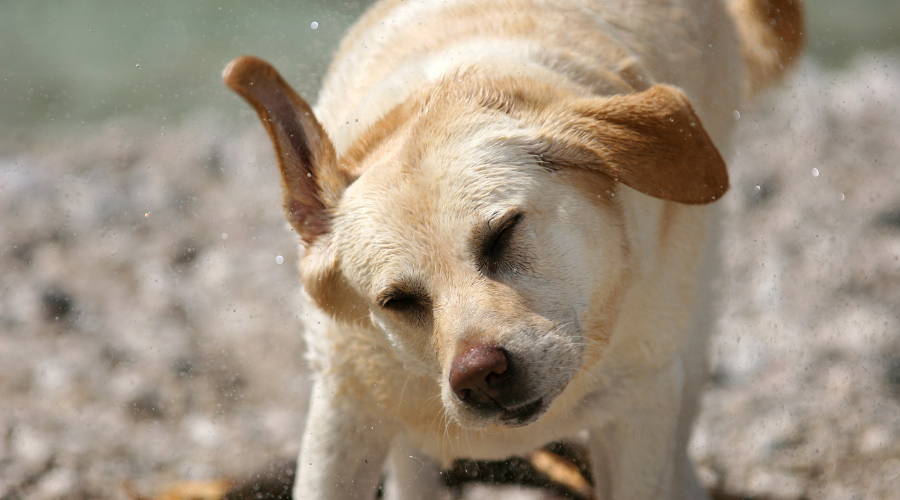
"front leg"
589,416,677,500
588,362,706,500
382,438,447,500
294,378,394,500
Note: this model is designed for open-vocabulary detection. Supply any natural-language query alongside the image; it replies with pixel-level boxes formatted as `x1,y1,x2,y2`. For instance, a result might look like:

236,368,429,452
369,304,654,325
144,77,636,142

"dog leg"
293,379,394,500
588,412,679,500
588,363,700,500
382,438,447,500
672,450,708,500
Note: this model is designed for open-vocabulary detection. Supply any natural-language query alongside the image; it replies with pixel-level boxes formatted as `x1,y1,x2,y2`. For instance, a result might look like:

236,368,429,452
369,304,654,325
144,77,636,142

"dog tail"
729,0,805,96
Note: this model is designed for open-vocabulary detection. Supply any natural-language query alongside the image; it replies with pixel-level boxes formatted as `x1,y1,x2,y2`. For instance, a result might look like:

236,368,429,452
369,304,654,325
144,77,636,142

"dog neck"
315,10,652,157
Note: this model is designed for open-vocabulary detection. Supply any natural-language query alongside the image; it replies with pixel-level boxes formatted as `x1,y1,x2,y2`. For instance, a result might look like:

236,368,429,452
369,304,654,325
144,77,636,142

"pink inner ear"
224,55,342,243
286,198,331,242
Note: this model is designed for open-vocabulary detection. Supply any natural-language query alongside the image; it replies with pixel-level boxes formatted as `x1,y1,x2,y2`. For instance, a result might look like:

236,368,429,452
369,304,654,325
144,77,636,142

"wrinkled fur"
223,0,804,498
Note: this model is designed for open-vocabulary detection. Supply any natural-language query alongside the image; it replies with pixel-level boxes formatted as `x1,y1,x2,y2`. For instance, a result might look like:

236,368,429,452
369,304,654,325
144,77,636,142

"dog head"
224,56,726,428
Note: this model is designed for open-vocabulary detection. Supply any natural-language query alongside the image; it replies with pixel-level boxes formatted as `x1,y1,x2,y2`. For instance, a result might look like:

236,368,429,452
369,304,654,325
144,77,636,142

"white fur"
292,0,751,499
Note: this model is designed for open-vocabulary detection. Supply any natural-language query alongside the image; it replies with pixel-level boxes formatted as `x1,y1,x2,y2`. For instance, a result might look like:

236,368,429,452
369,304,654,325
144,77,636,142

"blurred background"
1,1,899,499
3,0,900,144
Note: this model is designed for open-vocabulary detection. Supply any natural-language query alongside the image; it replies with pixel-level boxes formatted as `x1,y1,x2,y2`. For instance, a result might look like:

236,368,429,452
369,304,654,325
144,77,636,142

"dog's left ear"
538,84,728,204
223,55,353,244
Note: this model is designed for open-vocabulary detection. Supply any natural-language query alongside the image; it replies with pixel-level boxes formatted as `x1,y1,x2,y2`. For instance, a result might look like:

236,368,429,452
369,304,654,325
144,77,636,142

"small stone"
172,240,200,266
885,356,900,394
128,390,165,420
875,206,900,230
172,357,196,379
41,288,74,322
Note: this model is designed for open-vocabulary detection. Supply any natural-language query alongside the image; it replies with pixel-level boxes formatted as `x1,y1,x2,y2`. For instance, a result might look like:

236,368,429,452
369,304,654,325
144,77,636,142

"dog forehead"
332,140,540,287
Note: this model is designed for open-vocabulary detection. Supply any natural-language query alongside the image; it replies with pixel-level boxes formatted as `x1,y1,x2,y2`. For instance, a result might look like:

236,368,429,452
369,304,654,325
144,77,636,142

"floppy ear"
223,55,352,243
538,84,728,204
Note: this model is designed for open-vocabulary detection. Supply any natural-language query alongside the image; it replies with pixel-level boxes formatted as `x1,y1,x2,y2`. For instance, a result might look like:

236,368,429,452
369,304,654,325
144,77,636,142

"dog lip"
499,397,544,425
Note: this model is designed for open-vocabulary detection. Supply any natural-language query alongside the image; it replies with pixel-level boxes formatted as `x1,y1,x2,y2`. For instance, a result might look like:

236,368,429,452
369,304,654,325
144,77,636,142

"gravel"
1,55,898,499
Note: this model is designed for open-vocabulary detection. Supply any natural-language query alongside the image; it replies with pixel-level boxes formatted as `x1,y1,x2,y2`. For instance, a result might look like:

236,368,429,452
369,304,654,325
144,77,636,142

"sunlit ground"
1,1,899,498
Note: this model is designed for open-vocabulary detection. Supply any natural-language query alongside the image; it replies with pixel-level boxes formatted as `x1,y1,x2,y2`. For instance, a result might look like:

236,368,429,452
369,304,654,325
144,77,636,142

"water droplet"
135,63,142,69
275,255,285,265
221,232,229,240
840,192,846,201
754,185,761,191
310,21,319,30
811,167,820,177
733,110,741,121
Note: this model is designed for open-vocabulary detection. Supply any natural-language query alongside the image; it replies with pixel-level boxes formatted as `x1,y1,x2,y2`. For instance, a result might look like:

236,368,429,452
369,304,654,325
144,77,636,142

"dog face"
224,57,727,428
332,128,628,427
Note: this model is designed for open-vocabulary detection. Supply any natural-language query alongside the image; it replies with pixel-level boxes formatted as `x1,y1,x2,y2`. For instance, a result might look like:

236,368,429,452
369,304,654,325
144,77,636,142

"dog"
223,0,804,498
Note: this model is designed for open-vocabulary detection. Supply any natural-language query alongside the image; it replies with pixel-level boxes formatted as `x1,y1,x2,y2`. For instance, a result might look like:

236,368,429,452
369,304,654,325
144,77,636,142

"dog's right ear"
536,85,728,205
223,56,352,244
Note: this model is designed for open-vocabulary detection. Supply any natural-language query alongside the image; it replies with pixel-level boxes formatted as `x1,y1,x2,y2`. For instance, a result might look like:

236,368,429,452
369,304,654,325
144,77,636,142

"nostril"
485,371,503,389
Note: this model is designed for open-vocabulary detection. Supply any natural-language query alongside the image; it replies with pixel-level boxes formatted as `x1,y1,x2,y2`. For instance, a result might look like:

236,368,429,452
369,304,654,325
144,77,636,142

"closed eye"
381,293,419,310
377,289,429,314
479,212,524,273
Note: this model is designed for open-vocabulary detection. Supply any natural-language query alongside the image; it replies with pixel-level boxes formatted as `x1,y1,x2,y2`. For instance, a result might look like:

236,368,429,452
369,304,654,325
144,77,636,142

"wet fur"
223,0,804,499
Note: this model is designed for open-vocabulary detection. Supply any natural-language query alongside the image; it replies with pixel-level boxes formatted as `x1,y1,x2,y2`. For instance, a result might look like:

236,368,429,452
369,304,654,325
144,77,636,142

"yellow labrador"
224,0,803,498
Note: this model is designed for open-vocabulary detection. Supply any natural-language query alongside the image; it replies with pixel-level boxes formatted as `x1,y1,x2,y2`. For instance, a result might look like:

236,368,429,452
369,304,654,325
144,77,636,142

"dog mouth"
452,393,549,428
498,398,545,426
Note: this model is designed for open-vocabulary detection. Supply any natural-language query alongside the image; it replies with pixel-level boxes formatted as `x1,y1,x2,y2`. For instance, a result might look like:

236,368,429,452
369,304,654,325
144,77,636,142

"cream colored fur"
223,0,804,499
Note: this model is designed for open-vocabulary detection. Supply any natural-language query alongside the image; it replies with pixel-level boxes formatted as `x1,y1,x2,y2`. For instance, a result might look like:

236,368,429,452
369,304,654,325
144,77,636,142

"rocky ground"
1,56,899,499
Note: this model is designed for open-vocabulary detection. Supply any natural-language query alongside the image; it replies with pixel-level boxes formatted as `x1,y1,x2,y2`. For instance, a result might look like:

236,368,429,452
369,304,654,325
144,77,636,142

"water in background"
1,0,898,148
0,0,365,146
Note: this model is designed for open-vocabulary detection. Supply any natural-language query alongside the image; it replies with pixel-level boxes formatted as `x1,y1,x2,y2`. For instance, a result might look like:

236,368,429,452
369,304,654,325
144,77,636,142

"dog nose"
449,345,510,407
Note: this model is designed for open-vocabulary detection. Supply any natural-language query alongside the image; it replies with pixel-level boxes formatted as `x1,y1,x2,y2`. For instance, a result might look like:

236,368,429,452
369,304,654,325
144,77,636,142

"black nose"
449,345,512,408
